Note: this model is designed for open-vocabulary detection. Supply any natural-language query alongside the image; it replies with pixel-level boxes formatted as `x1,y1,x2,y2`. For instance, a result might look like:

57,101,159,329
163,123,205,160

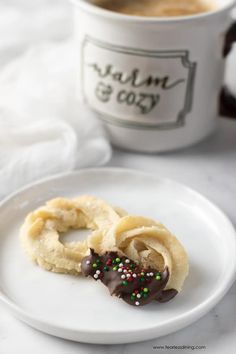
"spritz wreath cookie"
20,195,122,275
101,215,189,293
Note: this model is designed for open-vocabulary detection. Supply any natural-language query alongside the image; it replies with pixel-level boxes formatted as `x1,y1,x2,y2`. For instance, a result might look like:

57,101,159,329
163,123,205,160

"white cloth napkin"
0,0,112,198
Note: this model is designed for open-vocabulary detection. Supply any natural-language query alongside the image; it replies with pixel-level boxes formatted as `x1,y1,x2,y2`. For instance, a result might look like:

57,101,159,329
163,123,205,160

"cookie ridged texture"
20,195,121,274
101,215,189,292
20,196,188,293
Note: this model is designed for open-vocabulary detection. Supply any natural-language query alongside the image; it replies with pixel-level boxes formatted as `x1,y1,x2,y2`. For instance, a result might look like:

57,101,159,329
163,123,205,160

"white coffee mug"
71,0,236,152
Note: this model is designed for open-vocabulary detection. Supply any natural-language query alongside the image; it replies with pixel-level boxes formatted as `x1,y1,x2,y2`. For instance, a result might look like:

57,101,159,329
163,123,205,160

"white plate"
0,168,236,344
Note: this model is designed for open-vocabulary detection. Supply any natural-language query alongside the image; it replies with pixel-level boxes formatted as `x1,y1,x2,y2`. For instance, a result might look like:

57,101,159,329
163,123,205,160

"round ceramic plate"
0,168,236,344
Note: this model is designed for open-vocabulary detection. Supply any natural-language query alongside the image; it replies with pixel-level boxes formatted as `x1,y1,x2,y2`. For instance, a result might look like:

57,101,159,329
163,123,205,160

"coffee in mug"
94,0,216,17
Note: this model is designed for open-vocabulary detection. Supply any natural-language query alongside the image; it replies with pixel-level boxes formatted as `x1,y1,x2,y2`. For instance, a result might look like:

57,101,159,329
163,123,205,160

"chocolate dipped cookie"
81,249,178,306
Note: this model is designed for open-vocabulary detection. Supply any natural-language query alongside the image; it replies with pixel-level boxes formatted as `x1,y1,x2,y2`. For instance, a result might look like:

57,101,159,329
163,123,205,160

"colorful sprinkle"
125,259,130,264
118,268,122,273
143,287,149,293
137,294,141,299
119,263,123,267
115,257,121,263
96,259,100,264
123,269,128,273
86,260,91,265
96,270,101,275
103,266,109,272
130,295,135,301
126,274,131,278
93,274,99,279
122,281,128,286
155,275,161,280
113,266,118,271
149,272,154,276
132,273,137,278
135,301,140,306
92,263,97,268
140,277,145,282
121,274,126,279
143,293,148,298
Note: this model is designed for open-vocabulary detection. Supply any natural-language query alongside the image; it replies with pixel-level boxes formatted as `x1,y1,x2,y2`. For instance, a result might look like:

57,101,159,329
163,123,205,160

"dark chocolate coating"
81,249,178,307
156,289,178,303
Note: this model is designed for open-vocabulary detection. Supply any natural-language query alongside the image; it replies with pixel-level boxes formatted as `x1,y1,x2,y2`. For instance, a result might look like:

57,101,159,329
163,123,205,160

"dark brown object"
220,22,236,118
223,22,236,57
81,249,178,307
220,86,236,118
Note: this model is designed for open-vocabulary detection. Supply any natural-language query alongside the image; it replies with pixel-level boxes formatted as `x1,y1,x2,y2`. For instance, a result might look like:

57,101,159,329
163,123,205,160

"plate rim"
0,167,236,342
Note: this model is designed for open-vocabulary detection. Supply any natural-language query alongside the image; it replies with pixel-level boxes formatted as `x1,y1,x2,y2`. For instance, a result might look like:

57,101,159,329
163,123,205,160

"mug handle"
220,21,236,118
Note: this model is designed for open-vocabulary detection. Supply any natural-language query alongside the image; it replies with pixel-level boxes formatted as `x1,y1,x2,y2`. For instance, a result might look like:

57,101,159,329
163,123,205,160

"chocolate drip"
156,289,178,303
81,249,178,307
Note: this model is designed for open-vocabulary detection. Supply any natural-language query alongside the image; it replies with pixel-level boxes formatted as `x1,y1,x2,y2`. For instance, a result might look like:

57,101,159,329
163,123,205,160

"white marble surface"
1,118,236,354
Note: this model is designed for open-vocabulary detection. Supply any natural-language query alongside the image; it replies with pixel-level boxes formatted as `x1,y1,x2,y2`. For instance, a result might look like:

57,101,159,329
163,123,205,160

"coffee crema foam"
94,0,216,17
